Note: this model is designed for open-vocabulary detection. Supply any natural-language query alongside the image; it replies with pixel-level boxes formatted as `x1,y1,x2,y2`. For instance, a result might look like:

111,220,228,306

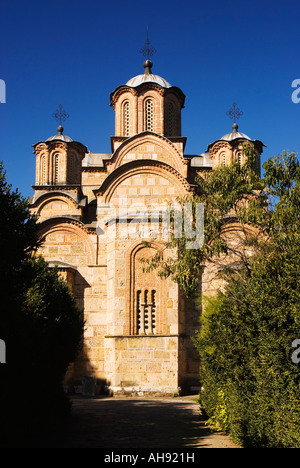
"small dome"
126,60,172,88
220,123,251,142
206,123,266,153
220,131,251,142
126,74,172,88
46,125,73,143
46,134,73,143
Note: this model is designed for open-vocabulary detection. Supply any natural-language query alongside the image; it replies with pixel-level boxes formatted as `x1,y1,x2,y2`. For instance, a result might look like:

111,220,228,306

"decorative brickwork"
29,61,264,395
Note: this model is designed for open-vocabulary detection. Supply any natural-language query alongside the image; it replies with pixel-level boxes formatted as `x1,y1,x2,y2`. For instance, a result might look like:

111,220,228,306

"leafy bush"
0,162,84,442
195,244,300,447
194,152,300,448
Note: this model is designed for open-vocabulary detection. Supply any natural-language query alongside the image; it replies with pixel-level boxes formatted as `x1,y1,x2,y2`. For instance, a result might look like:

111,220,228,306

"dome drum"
110,60,185,139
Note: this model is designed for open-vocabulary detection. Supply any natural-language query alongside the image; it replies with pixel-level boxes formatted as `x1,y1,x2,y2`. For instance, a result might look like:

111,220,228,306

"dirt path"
26,395,240,449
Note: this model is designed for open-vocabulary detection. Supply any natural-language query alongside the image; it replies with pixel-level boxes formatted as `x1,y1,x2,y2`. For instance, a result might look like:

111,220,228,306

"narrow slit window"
136,288,156,335
54,154,59,184
123,101,130,136
145,99,154,132
151,290,156,333
137,290,142,333
144,290,149,333
168,102,174,136
68,154,75,183
41,155,46,184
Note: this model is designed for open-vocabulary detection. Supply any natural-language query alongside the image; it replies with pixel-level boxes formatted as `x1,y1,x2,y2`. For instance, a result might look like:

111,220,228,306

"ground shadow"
13,396,237,448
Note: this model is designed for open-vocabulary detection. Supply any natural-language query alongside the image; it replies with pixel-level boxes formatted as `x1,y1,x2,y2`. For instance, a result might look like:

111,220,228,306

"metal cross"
139,28,156,60
226,102,243,123
52,104,69,126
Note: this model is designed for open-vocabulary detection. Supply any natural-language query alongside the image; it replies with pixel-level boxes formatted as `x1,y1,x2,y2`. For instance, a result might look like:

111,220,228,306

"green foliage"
0,162,84,441
21,257,84,381
194,151,300,448
195,245,300,447
263,151,300,243
0,162,39,271
143,144,266,297
143,148,300,447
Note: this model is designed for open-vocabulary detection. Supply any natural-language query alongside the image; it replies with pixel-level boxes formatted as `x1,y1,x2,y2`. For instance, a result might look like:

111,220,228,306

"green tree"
145,149,300,447
143,144,266,296
194,151,300,447
0,162,84,442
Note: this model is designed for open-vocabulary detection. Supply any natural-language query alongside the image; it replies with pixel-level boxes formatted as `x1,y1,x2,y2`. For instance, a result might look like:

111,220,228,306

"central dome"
126,60,172,88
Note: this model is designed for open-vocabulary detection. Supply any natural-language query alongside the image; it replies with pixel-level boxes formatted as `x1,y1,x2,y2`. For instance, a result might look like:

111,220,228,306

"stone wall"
105,335,179,395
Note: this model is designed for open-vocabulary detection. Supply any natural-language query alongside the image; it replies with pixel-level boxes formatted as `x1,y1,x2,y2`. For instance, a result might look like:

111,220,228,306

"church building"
29,56,264,395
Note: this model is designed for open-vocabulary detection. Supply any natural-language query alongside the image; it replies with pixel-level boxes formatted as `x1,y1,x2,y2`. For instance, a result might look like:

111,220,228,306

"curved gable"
95,159,192,205
108,132,189,177
31,191,82,221
37,217,95,265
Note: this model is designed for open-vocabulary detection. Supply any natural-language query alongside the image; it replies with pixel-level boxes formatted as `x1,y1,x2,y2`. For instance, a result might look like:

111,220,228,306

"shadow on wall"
178,281,202,395
64,372,111,397
62,270,202,398
63,341,111,397
62,269,111,397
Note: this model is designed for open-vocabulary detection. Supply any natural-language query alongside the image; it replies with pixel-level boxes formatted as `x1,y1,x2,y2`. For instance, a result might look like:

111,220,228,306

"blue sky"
1,0,300,198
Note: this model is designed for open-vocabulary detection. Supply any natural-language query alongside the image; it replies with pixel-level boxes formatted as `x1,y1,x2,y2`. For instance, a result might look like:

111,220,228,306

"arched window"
128,245,168,336
220,152,226,166
53,153,59,184
167,102,174,136
145,99,154,131
41,154,46,185
68,153,75,184
123,101,130,136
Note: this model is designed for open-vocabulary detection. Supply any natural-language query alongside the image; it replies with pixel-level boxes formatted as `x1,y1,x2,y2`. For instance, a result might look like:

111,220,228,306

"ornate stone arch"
31,191,80,218
125,240,167,336
107,132,189,176
34,143,48,185
37,217,95,265
208,141,232,169
114,90,137,137
110,86,137,109
31,190,80,206
94,159,192,204
49,143,67,184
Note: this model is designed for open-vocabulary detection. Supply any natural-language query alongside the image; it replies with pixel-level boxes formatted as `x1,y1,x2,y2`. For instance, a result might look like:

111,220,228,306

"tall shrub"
195,242,300,447
0,162,84,442
194,152,300,447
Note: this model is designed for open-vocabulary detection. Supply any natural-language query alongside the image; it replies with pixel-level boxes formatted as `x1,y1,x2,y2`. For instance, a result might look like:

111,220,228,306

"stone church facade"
29,59,264,395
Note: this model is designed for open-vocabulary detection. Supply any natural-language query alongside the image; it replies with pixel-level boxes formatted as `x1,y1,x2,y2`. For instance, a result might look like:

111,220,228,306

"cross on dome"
139,28,156,61
52,104,69,134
